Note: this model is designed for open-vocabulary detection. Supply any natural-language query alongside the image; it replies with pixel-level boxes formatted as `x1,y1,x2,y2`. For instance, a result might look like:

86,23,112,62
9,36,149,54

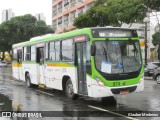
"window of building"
78,7,84,16
58,2,62,10
58,2,62,13
70,0,76,7
64,14,69,23
64,0,69,7
52,5,57,16
78,0,84,2
58,17,62,25
70,11,76,22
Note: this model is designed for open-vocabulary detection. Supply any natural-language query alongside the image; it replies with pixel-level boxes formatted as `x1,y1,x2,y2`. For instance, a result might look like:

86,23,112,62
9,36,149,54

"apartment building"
1,9,15,22
35,13,46,22
52,0,94,33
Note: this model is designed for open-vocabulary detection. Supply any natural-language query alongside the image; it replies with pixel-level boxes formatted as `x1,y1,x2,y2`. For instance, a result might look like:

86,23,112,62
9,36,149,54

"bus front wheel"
101,96,117,105
65,79,78,99
156,75,160,84
25,73,32,88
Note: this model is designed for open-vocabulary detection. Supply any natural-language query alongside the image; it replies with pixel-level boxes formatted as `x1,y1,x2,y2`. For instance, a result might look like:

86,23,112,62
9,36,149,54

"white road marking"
88,105,138,120
35,89,54,96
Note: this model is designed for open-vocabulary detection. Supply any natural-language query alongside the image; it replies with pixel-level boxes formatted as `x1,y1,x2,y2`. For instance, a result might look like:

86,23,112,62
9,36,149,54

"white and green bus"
12,27,144,99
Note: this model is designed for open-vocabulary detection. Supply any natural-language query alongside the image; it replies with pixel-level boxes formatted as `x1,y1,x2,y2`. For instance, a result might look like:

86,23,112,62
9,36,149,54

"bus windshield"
95,40,142,74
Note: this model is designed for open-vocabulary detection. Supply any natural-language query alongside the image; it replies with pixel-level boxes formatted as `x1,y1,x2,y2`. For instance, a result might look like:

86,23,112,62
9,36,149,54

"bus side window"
86,41,91,75
49,42,55,61
45,43,49,61
31,45,36,61
17,50,22,63
24,46,31,61
13,48,17,61
55,41,60,61
40,48,44,63
61,39,73,61
37,47,44,63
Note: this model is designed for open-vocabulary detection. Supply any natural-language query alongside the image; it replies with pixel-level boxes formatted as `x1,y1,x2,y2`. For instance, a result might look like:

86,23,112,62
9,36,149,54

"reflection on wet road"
0,67,160,120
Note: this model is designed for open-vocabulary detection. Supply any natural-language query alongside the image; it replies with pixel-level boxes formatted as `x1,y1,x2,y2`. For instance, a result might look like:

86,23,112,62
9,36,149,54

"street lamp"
143,17,150,65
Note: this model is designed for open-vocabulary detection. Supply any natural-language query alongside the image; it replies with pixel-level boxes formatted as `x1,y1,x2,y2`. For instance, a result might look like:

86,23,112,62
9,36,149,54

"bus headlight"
95,77,105,87
139,74,144,83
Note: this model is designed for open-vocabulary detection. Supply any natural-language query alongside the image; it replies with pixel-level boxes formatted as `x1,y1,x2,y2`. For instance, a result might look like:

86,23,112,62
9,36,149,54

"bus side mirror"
91,43,96,56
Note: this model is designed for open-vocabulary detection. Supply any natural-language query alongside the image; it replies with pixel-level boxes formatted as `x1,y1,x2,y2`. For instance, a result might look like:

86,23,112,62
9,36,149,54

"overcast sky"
0,0,52,25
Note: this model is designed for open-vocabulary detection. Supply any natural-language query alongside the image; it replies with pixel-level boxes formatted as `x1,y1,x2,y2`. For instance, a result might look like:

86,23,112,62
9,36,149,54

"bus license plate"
120,90,129,95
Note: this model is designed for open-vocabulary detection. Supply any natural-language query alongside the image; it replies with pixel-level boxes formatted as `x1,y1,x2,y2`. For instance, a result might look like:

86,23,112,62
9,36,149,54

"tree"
106,0,148,26
143,0,160,11
74,0,110,28
74,0,148,28
0,14,54,60
152,32,160,46
74,13,97,28
35,20,54,36
152,32,160,61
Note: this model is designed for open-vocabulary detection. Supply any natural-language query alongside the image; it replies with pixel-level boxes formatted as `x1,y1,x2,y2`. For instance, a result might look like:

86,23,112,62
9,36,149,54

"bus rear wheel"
25,73,32,88
65,79,78,100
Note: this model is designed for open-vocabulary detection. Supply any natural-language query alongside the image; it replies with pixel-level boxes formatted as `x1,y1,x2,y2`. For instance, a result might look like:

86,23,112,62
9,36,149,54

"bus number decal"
113,82,120,86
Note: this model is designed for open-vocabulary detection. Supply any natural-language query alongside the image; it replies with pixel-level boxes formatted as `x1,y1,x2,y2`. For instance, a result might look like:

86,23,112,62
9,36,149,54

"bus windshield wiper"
103,47,108,61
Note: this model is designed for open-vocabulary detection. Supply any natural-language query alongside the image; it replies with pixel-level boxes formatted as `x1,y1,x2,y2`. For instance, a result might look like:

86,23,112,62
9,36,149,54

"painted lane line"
88,105,138,120
35,89,54,96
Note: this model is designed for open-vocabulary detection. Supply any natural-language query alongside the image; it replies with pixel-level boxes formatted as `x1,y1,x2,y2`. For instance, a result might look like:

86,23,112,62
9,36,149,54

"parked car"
0,61,8,67
153,67,160,84
144,62,160,77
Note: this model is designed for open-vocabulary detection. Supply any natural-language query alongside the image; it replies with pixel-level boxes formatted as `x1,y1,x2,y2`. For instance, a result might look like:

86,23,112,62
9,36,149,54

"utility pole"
144,22,148,65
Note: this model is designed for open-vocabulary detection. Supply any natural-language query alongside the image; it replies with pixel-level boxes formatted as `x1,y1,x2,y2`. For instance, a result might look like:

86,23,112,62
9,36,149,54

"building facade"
122,22,155,61
52,0,94,33
2,9,15,22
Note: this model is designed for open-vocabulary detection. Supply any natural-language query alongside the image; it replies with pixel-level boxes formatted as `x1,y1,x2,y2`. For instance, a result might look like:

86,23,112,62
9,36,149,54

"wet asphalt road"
0,67,160,120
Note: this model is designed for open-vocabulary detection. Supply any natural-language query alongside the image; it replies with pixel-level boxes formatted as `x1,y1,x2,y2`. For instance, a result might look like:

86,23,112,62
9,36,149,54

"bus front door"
75,42,88,95
36,47,45,86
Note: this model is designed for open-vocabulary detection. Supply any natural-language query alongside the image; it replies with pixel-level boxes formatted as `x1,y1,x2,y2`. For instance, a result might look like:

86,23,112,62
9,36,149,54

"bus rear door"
36,47,45,86
17,49,23,80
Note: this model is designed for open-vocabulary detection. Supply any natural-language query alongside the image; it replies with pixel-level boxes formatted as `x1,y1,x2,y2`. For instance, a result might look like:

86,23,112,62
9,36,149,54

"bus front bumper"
91,80,144,98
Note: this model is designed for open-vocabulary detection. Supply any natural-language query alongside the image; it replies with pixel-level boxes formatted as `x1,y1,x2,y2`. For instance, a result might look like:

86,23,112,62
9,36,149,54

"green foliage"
0,14,54,55
74,0,110,28
152,32,160,46
35,20,54,36
106,0,147,26
74,0,150,28
74,13,96,28
143,0,160,11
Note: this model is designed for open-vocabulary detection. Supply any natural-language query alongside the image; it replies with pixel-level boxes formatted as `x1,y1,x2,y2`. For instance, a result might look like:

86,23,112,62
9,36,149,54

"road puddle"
0,93,25,120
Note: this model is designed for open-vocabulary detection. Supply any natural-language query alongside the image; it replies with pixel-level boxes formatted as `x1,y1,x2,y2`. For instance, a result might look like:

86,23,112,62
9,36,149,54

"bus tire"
25,73,32,88
101,96,117,105
65,79,78,100
156,74,160,84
